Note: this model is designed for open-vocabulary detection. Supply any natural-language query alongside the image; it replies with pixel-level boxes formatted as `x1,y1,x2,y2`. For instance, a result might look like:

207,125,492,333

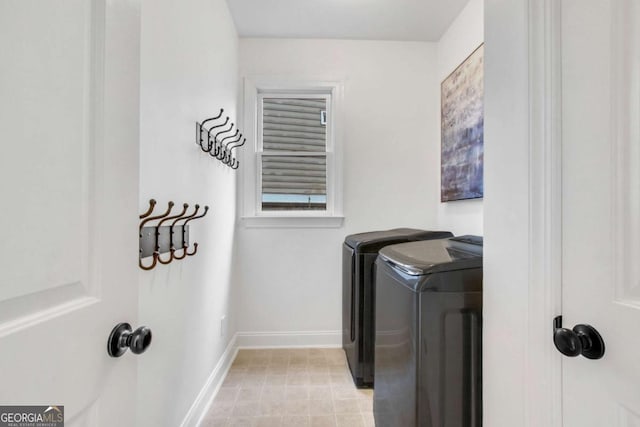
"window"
241,78,343,227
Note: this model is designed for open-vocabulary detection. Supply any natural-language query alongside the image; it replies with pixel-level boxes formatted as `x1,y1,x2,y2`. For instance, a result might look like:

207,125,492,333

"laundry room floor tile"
202,348,374,427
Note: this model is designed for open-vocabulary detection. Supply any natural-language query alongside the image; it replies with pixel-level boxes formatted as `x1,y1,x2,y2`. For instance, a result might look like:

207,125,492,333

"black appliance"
342,228,452,388
373,235,483,427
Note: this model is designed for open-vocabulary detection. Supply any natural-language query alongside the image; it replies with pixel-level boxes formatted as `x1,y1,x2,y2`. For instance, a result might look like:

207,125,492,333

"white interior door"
561,0,640,425
0,1,141,425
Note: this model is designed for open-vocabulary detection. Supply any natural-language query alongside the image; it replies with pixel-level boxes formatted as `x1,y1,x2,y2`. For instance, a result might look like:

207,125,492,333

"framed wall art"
441,44,484,202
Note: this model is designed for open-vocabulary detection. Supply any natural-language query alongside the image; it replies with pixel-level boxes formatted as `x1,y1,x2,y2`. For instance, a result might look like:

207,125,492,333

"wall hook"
186,242,199,257
140,253,159,271
184,206,209,256
221,133,242,163
212,123,234,157
206,117,230,152
217,130,240,160
196,111,246,169
156,203,189,265
227,136,246,168
166,204,198,260
139,201,174,270
172,205,201,260
225,137,246,166
139,199,157,219
200,109,224,128
197,109,224,151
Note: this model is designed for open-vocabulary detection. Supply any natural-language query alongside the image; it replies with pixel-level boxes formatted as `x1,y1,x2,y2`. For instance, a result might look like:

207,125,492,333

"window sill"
240,215,344,229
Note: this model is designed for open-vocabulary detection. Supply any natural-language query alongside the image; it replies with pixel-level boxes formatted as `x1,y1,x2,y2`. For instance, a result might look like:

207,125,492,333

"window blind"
261,98,327,210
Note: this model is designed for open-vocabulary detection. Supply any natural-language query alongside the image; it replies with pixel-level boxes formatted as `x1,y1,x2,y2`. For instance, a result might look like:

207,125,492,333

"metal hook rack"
138,199,209,270
196,109,246,169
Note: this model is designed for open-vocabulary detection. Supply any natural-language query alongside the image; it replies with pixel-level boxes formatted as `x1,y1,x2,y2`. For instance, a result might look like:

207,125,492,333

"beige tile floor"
201,348,374,427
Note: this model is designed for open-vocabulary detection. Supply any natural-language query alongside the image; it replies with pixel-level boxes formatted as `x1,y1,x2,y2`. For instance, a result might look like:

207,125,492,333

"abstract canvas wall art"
441,44,484,202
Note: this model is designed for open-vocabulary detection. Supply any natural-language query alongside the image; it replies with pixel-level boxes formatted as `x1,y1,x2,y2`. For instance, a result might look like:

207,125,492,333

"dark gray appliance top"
344,229,453,254
449,235,483,246
378,236,483,276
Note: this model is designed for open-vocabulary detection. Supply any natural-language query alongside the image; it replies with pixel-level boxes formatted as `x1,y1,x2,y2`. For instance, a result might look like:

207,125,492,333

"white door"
0,1,141,426
561,0,640,425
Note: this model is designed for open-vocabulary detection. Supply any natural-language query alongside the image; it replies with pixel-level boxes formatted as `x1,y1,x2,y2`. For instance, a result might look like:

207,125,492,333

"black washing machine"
373,235,483,427
342,228,452,388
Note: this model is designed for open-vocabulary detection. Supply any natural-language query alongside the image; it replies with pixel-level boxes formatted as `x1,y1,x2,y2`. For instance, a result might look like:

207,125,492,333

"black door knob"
107,322,152,357
553,316,605,360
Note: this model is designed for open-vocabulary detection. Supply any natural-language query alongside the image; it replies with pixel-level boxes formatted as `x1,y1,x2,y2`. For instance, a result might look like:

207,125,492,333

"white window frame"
240,77,344,228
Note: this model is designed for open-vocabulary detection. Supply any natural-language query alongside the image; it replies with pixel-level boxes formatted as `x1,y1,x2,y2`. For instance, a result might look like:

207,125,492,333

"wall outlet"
220,315,227,338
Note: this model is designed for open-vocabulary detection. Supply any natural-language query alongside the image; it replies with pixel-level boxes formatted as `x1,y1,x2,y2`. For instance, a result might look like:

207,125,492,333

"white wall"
483,0,530,425
235,39,442,343
436,0,484,235
137,0,238,425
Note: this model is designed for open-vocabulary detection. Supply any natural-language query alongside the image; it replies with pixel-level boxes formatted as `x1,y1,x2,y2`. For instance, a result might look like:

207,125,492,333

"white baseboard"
235,330,341,348
180,334,238,427
180,330,342,427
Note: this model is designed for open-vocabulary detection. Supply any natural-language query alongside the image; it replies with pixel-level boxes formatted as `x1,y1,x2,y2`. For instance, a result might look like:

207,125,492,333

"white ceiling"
226,0,470,41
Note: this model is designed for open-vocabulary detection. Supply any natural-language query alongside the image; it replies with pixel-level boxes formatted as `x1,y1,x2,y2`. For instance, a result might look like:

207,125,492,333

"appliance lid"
344,228,452,253
378,237,483,276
